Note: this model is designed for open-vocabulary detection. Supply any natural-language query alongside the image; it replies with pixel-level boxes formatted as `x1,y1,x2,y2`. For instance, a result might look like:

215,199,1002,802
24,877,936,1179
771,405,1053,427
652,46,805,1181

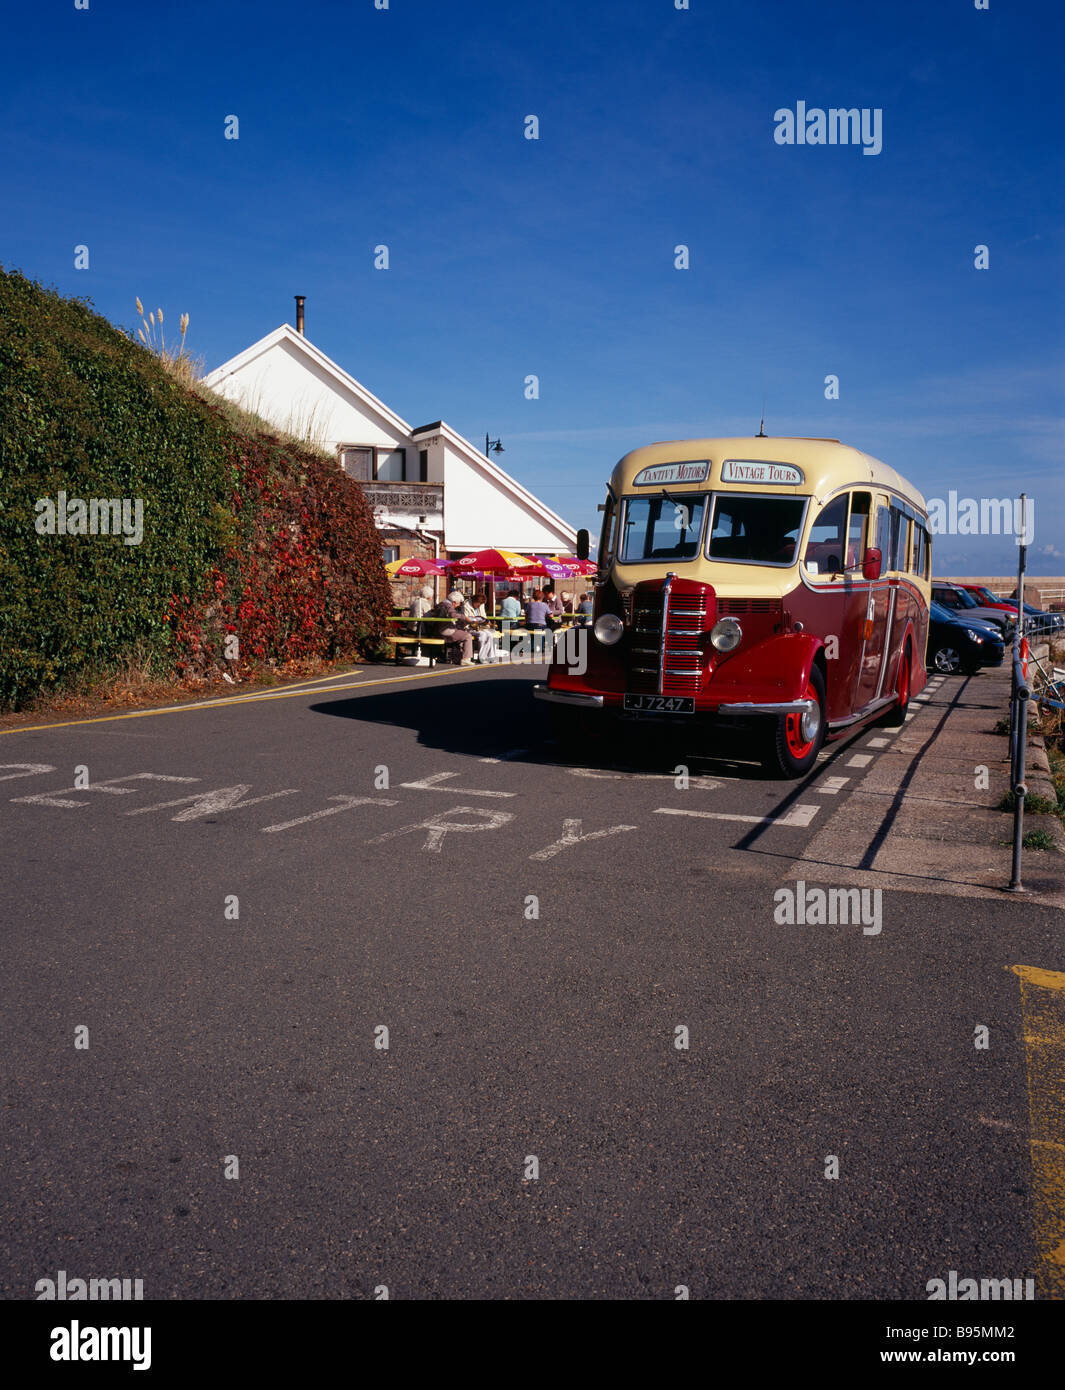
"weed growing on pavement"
1022,829,1058,852
998,790,1059,817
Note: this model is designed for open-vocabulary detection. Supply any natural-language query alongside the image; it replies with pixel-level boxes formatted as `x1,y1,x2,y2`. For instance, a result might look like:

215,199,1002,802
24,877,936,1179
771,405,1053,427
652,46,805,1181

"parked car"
954,583,1019,614
931,582,1015,640
955,584,1064,635
927,601,1005,674
1017,602,1065,635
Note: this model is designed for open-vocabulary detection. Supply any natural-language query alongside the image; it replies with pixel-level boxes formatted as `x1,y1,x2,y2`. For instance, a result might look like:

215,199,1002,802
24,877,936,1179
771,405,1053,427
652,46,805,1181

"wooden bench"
385,619,582,667
386,633,449,666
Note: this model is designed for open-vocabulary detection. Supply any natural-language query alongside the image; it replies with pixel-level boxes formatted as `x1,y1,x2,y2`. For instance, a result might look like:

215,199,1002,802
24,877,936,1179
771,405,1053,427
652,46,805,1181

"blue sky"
3,0,1062,572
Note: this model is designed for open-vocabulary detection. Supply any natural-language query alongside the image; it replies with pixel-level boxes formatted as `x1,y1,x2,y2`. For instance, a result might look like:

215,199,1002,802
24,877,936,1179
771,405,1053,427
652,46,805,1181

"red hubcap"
785,680,819,758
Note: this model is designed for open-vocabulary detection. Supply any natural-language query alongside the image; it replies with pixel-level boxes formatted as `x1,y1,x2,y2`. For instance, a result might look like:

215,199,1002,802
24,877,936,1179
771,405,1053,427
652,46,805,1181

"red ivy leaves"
167,437,391,679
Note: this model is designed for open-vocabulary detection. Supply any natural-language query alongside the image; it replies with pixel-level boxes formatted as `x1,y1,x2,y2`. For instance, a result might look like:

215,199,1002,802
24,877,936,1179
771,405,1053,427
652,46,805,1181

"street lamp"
485,434,504,457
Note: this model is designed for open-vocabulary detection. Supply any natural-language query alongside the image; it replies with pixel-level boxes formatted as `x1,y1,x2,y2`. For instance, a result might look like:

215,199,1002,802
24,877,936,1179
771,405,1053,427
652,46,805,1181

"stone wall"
943,577,1065,610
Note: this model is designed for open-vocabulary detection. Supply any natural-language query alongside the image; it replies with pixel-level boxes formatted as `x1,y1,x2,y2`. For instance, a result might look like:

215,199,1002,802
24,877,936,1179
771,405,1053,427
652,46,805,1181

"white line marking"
0,763,57,782
569,767,725,787
126,785,298,821
866,737,889,748
847,754,873,768
13,772,198,808
529,819,638,861
654,804,819,828
262,796,395,833
400,771,516,798
817,776,850,795
366,805,515,852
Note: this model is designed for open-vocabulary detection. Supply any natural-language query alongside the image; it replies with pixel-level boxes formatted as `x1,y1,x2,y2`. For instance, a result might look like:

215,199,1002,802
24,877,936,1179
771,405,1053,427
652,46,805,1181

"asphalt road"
1,662,1061,1299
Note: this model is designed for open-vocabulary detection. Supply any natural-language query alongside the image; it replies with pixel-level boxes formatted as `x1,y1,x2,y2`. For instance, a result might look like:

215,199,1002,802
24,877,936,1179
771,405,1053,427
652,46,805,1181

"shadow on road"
309,671,826,784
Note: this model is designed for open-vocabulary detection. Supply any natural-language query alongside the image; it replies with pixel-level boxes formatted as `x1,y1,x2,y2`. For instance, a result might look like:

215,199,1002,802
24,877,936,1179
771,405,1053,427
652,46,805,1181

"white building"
202,320,577,568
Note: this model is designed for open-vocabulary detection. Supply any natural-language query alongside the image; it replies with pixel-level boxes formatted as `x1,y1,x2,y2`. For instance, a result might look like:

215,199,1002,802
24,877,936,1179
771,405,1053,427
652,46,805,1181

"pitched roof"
412,420,576,546
203,323,413,438
204,326,577,546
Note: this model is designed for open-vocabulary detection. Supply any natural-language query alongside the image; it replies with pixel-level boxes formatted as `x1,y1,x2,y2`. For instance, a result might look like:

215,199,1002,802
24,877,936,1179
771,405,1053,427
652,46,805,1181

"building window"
382,546,400,565
340,447,373,481
418,449,428,482
339,444,417,481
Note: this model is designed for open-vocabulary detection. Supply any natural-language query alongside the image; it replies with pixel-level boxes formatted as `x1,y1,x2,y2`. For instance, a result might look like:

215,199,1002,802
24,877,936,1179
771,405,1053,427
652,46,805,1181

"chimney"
294,295,305,336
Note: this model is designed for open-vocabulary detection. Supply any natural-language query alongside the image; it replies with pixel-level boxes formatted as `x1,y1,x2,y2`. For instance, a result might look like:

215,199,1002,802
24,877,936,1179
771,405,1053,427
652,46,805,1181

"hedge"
0,268,392,708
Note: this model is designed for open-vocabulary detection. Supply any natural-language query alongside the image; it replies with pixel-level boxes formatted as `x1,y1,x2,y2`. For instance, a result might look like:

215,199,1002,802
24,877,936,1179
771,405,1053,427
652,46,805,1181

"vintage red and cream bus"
534,437,931,777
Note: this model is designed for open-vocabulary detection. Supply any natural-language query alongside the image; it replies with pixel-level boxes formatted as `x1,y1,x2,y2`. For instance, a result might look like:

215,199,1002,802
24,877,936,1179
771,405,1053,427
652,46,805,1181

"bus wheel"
881,645,910,727
762,665,826,779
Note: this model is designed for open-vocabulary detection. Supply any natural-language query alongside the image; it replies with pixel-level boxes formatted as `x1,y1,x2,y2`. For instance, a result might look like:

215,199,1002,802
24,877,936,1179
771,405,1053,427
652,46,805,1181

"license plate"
623,693,695,714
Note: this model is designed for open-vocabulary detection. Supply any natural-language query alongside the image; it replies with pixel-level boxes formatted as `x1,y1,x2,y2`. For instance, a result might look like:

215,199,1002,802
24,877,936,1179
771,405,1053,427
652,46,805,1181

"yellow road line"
0,665,482,736
1011,963,1065,1299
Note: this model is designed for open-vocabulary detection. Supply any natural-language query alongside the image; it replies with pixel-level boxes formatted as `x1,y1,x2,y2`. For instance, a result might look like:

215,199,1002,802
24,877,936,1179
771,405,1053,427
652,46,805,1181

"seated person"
438,590,474,665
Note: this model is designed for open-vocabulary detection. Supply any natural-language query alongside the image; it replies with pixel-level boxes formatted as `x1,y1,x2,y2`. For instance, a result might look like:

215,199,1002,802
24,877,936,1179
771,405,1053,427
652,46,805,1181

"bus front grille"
627,581,711,695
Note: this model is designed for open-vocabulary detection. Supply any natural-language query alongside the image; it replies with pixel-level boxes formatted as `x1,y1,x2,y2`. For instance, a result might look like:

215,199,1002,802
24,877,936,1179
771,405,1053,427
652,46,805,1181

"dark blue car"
927,601,1005,675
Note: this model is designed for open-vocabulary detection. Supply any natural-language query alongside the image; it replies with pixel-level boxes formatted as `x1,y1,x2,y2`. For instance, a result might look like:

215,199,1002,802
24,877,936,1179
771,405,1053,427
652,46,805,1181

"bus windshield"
619,493,707,562
707,494,806,566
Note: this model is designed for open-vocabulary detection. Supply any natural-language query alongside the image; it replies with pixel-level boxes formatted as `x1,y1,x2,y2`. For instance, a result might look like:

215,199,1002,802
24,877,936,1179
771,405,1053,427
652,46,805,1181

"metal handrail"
1006,496,1029,892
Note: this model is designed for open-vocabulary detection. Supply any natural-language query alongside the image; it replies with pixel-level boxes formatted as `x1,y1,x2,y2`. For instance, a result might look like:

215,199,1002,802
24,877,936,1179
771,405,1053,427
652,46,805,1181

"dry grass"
186,378,336,464
131,297,337,461
0,651,366,731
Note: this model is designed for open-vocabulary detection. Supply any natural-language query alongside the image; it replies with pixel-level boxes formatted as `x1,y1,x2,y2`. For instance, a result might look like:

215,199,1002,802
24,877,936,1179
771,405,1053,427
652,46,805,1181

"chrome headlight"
593,613,624,646
965,628,982,642
710,616,743,652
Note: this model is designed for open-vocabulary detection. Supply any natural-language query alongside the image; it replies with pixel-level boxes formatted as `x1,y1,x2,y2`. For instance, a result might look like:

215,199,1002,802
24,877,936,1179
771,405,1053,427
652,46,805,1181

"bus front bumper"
532,686,604,708
532,686,815,718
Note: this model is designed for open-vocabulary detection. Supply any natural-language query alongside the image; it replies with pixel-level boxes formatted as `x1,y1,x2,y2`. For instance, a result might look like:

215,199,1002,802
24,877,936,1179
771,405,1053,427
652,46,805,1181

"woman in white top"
470,590,499,663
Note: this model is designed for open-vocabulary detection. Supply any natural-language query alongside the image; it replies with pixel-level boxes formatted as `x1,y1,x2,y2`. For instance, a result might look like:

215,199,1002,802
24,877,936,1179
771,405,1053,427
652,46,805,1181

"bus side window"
874,502,891,562
847,491,870,569
890,509,911,573
911,523,927,577
803,494,849,578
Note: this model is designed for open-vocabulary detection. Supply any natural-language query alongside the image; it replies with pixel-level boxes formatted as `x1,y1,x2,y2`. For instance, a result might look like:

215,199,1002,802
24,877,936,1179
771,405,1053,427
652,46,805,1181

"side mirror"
862,547,882,581
576,528,590,562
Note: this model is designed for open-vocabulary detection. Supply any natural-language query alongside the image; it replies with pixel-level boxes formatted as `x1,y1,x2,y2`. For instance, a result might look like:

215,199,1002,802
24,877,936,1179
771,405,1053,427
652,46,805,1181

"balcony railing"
360,481,443,516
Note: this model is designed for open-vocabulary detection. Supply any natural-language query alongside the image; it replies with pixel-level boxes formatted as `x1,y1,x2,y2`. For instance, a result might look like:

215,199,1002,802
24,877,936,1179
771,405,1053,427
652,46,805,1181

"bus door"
879,503,913,693
801,490,866,722
854,496,893,710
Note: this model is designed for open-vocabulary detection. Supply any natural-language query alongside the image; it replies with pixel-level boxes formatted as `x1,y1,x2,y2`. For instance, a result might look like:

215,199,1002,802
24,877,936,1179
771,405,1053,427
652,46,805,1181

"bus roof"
610,437,927,514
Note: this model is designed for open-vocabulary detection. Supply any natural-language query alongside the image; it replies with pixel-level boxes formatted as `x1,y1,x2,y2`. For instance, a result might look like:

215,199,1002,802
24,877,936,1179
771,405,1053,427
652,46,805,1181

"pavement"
0,657,1063,1300
789,653,1065,907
